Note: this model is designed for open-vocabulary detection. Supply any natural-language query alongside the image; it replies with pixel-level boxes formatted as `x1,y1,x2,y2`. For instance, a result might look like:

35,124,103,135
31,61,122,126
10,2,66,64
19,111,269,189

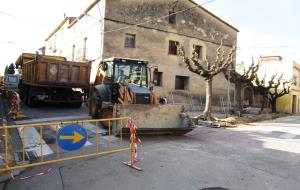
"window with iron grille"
169,11,176,24
293,76,298,86
175,75,189,90
125,34,136,48
83,37,88,60
169,40,179,55
193,45,203,59
154,72,163,86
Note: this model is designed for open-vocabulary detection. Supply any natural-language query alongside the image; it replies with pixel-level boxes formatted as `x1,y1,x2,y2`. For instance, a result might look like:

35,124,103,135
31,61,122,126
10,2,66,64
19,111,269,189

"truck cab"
4,74,21,92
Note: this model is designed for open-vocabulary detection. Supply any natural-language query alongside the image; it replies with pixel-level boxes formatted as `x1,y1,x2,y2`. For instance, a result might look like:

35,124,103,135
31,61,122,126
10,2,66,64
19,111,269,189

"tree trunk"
260,90,268,113
203,78,213,119
270,99,277,113
235,82,242,112
260,97,265,113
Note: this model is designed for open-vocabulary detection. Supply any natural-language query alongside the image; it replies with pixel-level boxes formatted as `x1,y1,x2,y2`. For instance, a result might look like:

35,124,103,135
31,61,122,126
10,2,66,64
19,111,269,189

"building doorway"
243,86,254,107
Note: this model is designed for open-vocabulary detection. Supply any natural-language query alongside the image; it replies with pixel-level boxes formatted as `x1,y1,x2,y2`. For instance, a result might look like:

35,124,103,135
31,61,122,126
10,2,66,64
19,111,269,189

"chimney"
39,46,46,55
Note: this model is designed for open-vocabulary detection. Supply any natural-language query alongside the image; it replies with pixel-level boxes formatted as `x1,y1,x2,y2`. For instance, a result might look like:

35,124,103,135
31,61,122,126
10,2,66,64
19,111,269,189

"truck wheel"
25,86,37,107
90,92,101,119
69,102,82,108
99,107,113,128
27,96,37,108
23,90,29,105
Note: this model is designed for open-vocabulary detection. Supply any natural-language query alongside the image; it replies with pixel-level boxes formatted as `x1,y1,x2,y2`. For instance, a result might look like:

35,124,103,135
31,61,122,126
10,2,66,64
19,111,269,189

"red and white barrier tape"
127,118,142,162
10,92,20,111
12,168,52,181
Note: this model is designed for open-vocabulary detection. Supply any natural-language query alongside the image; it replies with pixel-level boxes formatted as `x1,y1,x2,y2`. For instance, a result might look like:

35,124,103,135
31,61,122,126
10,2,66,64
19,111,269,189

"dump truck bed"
18,54,91,88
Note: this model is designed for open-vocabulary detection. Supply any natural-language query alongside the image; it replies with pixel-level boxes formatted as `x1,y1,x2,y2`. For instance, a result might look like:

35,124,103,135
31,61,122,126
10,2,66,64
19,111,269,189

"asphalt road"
1,104,300,190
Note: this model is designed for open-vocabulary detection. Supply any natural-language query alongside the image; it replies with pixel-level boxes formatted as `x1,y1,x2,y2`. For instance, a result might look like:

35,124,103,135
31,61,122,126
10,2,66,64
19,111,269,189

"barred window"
169,11,176,24
169,40,179,55
293,76,297,86
125,34,136,48
154,71,163,86
175,75,189,90
193,45,203,59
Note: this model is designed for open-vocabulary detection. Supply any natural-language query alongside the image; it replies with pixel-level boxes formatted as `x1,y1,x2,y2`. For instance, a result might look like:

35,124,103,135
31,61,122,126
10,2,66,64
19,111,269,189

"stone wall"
105,0,237,46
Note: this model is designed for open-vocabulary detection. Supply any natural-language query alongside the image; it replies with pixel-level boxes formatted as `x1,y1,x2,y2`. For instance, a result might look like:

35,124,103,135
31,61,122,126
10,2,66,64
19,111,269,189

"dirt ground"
188,111,290,128
218,113,290,127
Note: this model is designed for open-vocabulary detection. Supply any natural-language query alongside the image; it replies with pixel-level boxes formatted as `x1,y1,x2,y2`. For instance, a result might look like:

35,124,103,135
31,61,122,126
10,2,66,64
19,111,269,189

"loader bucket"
112,104,195,135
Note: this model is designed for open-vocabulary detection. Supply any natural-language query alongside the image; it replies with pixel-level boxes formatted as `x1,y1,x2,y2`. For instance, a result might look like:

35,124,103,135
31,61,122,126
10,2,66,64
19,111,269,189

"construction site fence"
169,91,233,113
0,117,141,173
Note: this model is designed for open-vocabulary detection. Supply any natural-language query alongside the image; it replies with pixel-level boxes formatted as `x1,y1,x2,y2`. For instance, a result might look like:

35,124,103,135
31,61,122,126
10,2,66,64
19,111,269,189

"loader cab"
94,58,149,103
99,58,148,86
112,58,148,87
90,58,151,119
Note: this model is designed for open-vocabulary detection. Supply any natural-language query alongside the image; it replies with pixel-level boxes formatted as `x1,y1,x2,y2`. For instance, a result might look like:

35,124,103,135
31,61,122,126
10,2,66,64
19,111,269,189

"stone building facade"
45,0,238,106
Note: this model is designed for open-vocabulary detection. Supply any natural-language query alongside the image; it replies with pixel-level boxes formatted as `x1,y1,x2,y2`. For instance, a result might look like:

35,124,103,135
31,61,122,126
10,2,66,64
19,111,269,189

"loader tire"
99,107,113,128
90,92,101,119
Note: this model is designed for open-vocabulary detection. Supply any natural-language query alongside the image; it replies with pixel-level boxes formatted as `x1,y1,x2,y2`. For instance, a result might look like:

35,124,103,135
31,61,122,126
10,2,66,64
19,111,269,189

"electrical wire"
0,11,51,28
239,45,300,49
47,0,217,61
0,41,14,44
103,0,217,34
85,0,217,34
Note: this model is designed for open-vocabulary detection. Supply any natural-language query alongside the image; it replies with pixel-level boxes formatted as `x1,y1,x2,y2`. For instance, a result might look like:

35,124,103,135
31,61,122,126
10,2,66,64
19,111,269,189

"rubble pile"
218,113,289,127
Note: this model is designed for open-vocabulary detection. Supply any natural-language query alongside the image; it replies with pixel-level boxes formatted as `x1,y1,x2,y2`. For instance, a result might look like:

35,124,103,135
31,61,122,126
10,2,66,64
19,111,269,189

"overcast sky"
1,0,300,73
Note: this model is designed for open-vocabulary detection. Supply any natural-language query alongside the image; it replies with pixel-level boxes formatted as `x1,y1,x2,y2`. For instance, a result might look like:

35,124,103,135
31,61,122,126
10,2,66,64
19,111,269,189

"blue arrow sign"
57,124,87,151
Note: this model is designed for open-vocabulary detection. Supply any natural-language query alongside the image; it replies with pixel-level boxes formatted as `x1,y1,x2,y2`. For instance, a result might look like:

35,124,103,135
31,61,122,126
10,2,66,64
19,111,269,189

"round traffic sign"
57,124,87,151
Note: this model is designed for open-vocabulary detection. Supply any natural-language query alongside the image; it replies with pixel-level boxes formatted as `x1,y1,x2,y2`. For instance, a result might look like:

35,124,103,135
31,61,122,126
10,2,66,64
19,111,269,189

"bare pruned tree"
224,60,260,112
254,73,293,113
178,41,236,120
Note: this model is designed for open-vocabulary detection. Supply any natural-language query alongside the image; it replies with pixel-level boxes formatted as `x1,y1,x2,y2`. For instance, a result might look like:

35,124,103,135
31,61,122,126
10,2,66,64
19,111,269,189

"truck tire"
23,90,28,105
22,85,30,105
68,102,82,108
19,87,24,101
27,87,37,108
27,96,37,108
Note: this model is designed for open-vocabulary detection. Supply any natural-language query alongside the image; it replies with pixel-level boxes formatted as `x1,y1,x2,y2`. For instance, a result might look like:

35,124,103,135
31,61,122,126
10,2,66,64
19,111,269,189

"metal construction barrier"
0,117,142,174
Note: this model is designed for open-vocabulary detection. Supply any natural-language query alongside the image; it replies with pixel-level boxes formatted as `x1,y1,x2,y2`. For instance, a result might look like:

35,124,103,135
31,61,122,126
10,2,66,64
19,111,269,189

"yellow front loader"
89,57,195,135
